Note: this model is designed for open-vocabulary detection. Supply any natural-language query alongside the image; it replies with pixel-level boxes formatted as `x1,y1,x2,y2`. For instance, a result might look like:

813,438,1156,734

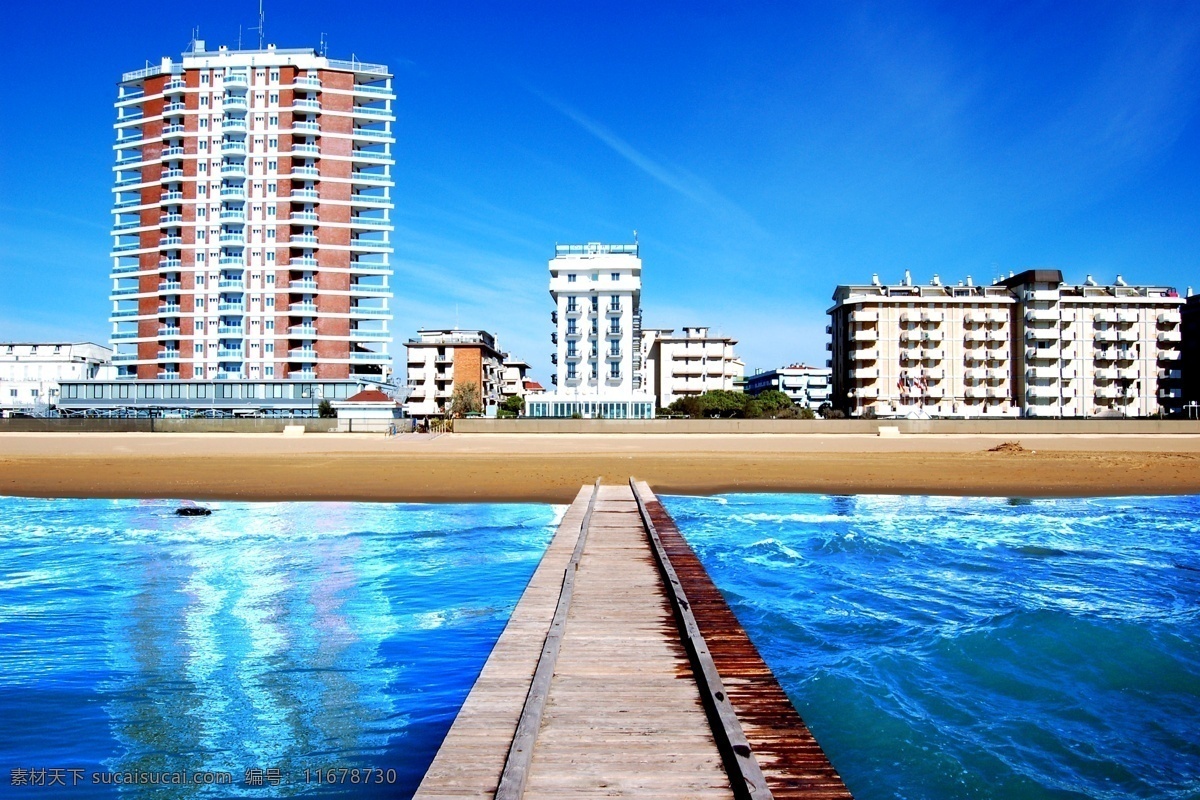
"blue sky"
2,2,1198,378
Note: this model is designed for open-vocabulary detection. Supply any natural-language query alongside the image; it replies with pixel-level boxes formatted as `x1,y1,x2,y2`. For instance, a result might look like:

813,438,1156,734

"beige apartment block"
641,327,744,408
404,329,509,418
829,269,1184,418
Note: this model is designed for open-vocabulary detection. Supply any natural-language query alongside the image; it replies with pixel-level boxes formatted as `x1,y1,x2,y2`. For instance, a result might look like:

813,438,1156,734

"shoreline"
1,432,1198,503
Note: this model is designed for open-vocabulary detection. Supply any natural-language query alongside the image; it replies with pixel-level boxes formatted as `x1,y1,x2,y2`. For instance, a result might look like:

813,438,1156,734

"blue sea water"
0,497,560,798
662,493,1200,800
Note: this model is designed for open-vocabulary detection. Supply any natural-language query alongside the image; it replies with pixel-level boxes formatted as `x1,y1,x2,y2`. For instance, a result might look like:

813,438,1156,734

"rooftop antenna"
248,0,265,50
187,26,202,53
319,32,329,57
237,24,243,51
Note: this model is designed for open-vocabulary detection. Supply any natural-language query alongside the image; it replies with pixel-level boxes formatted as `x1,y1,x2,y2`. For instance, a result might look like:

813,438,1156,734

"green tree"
501,395,525,415
753,389,794,413
447,381,482,418
317,399,336,418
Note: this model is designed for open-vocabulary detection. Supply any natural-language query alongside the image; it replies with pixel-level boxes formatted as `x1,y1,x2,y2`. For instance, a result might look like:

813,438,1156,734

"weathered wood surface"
414,484,595,798
521,483,732,799
636,482,853,799
416,481,853,799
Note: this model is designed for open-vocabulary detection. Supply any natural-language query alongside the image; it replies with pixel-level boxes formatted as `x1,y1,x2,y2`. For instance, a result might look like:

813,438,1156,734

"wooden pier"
415,480,851,799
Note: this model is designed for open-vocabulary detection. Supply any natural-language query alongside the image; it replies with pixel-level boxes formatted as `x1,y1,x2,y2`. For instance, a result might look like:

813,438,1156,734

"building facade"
642,327,744,408
0,343,113,416
828,270,1184,418
1182,293,1200,416
109,41,394,384
745,364,831,409
527,243,655,419
57,378,376,417
404,329,509,418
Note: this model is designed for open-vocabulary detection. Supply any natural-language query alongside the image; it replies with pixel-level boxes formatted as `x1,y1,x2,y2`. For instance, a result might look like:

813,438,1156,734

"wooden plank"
633,481,853,799
413,484,596,799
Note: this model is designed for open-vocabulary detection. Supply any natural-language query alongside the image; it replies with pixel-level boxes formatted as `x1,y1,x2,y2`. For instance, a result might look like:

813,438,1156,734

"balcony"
220,140,248,155
289,234,318,246
216,326,243,335
920,349,942,362
352,150,392,162
1025,346,1058,361
217,302,245,312
289,325,317,336
223,95,248,111
157,350,181,361
349,352,390,362
1158,330,1182,343
850,327,878,342
158,258,182,270
850,310,879,324
852,348,879,362
289,348,318,360
351,171,389,184
290,189,320,201
111,353,138,362
1095,386,1120,400
350,306,391,318
289,279,318,291
1159,368,1182,380
1026,327,1059,341
550,332,558,344
222,73,248,88
289,302,318,313
349,215,389,227
350,193,389,206
351,128,391,140
1158,350,1181,362
218,233,245,245
158,280,182,292
292,166,320,179
294,99,321,112
350,283,390,295
216,349,244,359
851,368,879,380
291,211,319,223
221,162,247,178
352,105,391,118
217,279,244,290
288,256,319,268
1026,385,1058,399
1158,313,1179,325
350,329,389,339
157,304,181,314
1025,309,1059,323
222,118,248,134
219,208,245,222
218,256,244,266
606,326,622,337
293,121,321,134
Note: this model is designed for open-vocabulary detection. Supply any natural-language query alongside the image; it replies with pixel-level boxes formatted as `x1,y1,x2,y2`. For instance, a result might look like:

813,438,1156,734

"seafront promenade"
0,430,1199,502
416,480,850,798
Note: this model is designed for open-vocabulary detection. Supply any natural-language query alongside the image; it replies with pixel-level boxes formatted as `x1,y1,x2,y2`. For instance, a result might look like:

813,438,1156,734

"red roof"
523,380,544,391
345,389,396,403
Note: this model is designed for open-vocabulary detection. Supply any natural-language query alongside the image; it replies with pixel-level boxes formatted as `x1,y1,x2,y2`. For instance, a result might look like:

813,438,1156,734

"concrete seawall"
455,418,1200,435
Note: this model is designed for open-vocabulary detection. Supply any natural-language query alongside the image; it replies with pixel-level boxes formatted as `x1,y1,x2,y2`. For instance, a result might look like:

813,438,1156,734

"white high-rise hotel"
526,243,656,418
109,41,393,382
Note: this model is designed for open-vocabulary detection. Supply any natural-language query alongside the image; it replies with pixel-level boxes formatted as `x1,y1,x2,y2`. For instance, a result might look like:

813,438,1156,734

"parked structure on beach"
0,343,113,417
526,243,656,419
108,40,394,384
745,364,831,409
640,327,745,408
828,270,1184,418
404,329,523,418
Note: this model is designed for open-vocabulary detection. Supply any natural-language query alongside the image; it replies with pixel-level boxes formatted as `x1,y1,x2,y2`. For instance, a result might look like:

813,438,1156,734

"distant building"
0,343,113,416
527,243,655,419
828,270,1184,418
745,364,831,409
642,327,744,409
56,377,379,417
404,329,509,418
501,357,532,400
108,41,394,383
1182,292,1200,416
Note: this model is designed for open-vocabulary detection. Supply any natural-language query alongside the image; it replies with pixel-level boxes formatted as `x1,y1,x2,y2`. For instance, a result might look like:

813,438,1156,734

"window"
265,366,274,377
567,364,577,379
269,115,278,126
266,320,274,330
266,274,275,284
611,272,619,281
201,74,209,85
269,93,278,103
567,274,576,283
267,159,277,170
267,183,276,194
267,252,275,262
265,343,274,353
266,298,274,307
610,364,620,379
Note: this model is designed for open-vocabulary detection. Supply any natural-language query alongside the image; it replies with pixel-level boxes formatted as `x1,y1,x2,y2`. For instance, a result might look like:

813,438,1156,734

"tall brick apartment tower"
109,41,393,382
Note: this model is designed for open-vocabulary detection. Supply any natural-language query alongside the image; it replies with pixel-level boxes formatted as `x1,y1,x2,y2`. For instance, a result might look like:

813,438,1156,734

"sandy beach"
1,431,1198,502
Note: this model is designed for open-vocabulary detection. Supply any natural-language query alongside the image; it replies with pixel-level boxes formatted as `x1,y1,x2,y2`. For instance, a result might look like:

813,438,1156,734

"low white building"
1,342,113,416
501,357,532,400
642,327,744,409
745,364,831,409
332,389,403,432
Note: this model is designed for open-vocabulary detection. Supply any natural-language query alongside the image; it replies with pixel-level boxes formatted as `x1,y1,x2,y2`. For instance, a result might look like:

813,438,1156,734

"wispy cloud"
533,91,766,237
